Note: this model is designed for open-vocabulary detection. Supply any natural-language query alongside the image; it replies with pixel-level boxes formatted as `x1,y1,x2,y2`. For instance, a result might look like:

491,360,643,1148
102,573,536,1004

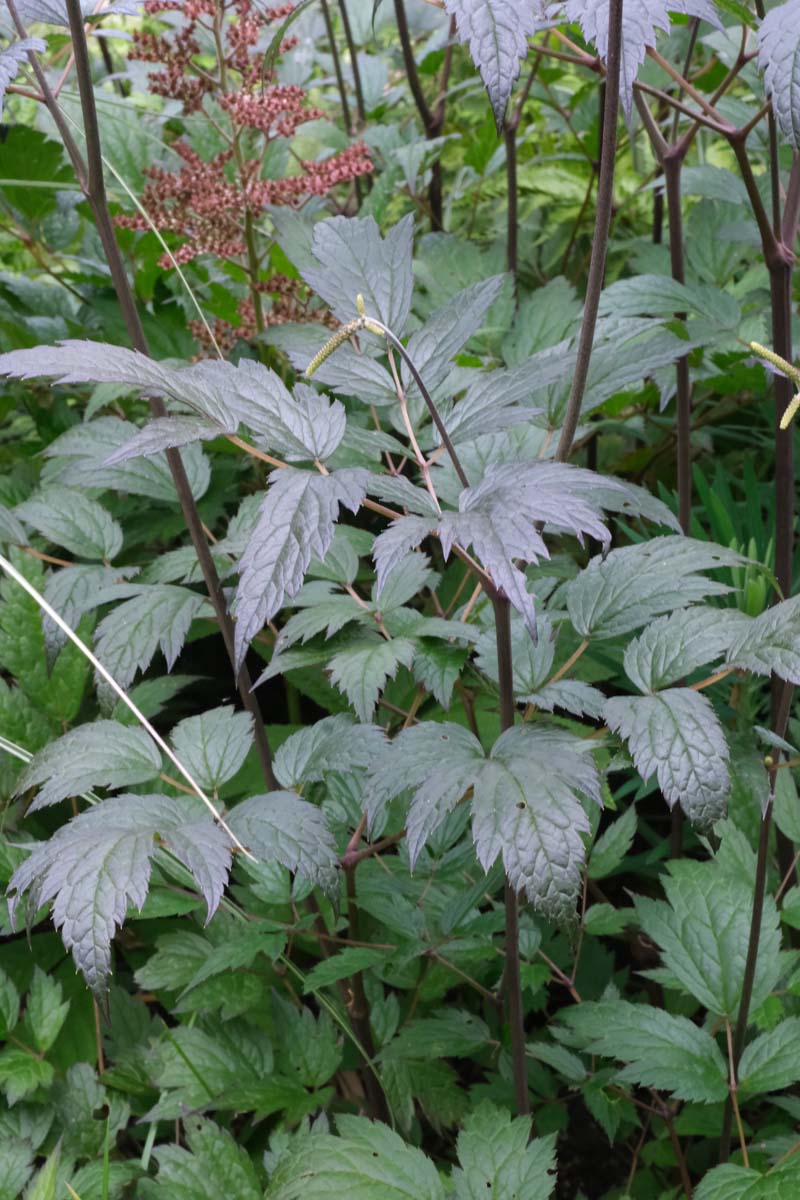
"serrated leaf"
738,1017,800,1098
694,1162,800,1199
182,922,285,992
21,967,69,1053
0,968,19,1038
266,1115,445,1200
235,467,368,668
565,0,722,117
624,606,747,693
635,858,782,1016
303,947,390,994
15,485,123,561
605,687,730,828
15,719,162,810
441,362,539,445
302,214,415,332
43,416,210,502
227,791,339,894
758,0,800,150
402,276,506,400
0,39,45,115
102,415,222,465
366,722,485,861
412,639,469,708
525,679,606,719
562,1000,728,1103
42,563,139,665
328,634,416,721
445,1,543,130
171,705,253,792
452,1102,557,1199
567,537,742,640
727,594,800,683
475,610,554,696
94,585,204,691
274,714,385,789
7,794,231,992
0,1139,33,1200
0,501,27,546
588,805,636,880
0,1047,54,1105
273,993,342,1088
143,1116,261,1200
382,1009,491,1062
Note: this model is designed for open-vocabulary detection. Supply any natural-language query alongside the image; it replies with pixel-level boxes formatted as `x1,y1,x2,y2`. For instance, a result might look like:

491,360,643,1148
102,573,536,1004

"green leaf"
588,805,637,880
445,1,542,130
15,719,162,811
727,594,800,684
236,467,368,669
0,1139,33,1200
624,607,746,694
303,947,389,994
21,967,69,1053
171,705,254,792
0,1046,54,1105
694,1162,800,1199
8,794,231,993
266,1115,446,1199
562,1000,728,1103
15,485,123,561
635,859,782,1017
182,922,286,992
142,1116,261,1200
328,634,416,721
227,791,338,895
738,1017,800,1098
567,538,742,641
452,1102,557,1199
382,1010,491,1062
301,214,415,333
94,585,205,691
606,687,730,829
274,714,385,789
0,967,19,1038
274,993,343,1088
24,1143,60,1200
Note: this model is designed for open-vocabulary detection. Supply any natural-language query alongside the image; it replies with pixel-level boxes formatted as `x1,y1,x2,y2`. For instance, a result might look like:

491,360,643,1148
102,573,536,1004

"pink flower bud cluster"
120,0,373,348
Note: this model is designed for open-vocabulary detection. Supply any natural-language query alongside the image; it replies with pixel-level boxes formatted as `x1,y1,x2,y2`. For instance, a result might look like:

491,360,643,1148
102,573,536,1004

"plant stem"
393,0,443,229
337,0,366,126
492,594,529,1118
554,0,623,462
59,0,278,790
344,864,391,1122
321,0,353,134
505,61,540,281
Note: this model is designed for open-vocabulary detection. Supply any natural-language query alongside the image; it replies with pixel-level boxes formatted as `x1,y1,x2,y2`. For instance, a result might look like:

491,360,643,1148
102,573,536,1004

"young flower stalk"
750,342,800,429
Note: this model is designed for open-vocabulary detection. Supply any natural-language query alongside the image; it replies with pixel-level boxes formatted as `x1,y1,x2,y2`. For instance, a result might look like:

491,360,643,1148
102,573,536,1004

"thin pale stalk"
0,552,250,856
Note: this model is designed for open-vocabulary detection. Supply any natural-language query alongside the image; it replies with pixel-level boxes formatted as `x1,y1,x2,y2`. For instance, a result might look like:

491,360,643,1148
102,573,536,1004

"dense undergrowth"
2,0,800,1196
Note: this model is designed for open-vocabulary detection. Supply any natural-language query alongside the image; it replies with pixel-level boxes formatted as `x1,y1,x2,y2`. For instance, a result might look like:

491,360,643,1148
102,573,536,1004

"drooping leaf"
564,0,722,117
758,0,800,151
227,791,339,894
93,585,204,690
171,706,254,792
7,794,231,992
235,467,368,668
15,485,123,561
14,719,162,810
444,1,544,130
561,1000,728,1103
452,1103,557,1199
605,687,730,828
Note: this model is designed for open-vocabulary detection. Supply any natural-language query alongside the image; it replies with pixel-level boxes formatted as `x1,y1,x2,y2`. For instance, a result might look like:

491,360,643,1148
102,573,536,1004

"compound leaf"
452,1103,556,1199
7,794,232,992
328,634,416,721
